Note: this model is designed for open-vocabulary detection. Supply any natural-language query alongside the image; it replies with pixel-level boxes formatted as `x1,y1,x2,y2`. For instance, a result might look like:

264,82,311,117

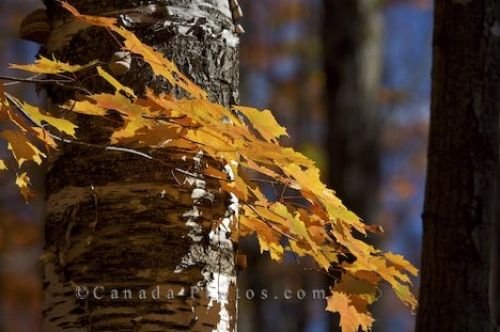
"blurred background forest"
0,0,432,331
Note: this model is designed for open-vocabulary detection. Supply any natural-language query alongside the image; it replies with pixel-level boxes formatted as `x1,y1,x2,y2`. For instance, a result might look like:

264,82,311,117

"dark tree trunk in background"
322,2,382,331
40,0,240,331
416,1,500,331
322,0,382,221
492,152,500,326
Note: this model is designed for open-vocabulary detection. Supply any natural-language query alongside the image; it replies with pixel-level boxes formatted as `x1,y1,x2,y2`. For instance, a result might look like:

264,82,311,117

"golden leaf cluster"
0,3,418,331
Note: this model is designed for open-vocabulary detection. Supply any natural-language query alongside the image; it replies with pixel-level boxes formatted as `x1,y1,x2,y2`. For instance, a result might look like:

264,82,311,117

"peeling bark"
40,1,240,331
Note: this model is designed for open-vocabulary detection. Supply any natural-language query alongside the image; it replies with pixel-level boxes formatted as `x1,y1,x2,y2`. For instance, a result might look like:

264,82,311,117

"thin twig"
105,146,153,159
171,170,182,185
0,74,73,84
1,75,92,95
5,92,155,161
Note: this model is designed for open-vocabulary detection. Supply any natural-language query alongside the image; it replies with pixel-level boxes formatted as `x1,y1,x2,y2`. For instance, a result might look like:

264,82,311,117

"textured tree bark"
322,0,382,221
416,1,500,331
492,156,500,326
39,1,240,331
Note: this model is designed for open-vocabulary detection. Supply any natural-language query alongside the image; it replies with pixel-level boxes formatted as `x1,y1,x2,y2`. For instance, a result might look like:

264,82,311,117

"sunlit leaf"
61,2,207,99
96,66,136,99
384,252,419,277
15,98,77,137
0,5,418,330
10,56,98,74
234,106,288,143
327,291,375,332
61,99,109,116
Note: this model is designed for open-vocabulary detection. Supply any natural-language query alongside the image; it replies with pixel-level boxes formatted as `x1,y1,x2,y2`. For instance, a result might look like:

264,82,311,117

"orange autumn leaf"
0,5,418,331
60,2,207,99
234,106,288,143
384,252,419,277
16,99,77,137
96,66,136,99
57,0,118,27
10,56,98,74
62,98,109,116
0,130,46,167
327,292,375,332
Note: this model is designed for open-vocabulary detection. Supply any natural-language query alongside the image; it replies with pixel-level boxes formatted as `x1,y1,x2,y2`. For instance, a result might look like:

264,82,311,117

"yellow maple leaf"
371,256,417,310
10,56,98,74
0,130,46,167
18,100,77,137
76,91,152,142
333,272,380,305
327,291,375,332
62,99,109,116
0,6,420,328
0,87,57,178
269,203,318,252
116,124,187,147
96,66,136,99
234,106,288,143
61,2,207,99
58,1,118,26
384,252,419,277
240,213,284,261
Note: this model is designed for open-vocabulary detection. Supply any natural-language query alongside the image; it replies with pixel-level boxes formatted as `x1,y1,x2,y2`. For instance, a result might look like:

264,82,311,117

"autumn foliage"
0,3,417,331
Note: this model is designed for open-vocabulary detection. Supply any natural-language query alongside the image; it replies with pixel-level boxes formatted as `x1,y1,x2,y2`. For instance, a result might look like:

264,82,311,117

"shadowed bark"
39,1,240,331
416,1,500,331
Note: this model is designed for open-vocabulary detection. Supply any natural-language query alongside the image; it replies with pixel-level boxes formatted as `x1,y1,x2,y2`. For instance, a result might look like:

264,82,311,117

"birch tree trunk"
39,1,240,331
416,1,500,331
